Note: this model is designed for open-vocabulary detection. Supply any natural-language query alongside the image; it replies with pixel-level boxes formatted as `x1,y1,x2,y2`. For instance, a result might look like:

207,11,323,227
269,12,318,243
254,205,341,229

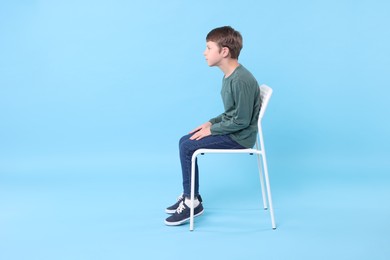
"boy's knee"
179,135,187,145
179,139,197,155
179,134,192,146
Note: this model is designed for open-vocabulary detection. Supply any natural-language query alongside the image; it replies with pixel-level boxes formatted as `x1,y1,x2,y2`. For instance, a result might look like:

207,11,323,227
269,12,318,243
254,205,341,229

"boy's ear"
221,47,230,58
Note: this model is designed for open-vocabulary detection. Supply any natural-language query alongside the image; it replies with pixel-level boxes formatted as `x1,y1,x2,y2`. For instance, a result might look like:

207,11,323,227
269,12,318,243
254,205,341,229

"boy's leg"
179,134,199,198
179,133,245,198
165,135,245,226
165,133,245,226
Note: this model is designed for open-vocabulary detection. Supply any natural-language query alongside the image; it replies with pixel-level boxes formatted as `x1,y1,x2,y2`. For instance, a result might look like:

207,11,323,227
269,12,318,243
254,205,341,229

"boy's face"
204,41,226,67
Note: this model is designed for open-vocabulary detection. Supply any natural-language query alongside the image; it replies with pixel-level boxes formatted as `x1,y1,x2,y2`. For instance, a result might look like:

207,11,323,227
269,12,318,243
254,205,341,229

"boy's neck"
219,59,240,78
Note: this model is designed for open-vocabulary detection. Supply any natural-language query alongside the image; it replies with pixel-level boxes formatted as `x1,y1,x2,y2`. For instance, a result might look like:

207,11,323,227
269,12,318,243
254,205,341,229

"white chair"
189,84,276,231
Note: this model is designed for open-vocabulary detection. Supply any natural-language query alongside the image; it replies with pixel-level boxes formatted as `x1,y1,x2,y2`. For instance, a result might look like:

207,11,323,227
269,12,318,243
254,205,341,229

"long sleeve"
209,114,223,124
210,81,256,134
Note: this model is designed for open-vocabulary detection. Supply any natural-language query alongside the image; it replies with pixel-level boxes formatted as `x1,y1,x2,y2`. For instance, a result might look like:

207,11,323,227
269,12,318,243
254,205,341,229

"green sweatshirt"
209,65,261,148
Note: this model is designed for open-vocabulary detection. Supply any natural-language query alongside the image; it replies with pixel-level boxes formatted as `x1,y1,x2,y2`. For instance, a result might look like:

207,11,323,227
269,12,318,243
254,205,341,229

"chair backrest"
259,84,273,120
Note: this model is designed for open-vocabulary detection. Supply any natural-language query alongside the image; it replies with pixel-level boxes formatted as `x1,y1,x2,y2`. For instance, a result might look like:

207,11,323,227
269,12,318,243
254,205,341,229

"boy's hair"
206,26,243,59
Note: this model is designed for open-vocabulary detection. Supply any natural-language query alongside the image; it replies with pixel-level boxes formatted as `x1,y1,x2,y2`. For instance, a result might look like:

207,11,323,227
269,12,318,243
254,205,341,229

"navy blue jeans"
179,133,245,198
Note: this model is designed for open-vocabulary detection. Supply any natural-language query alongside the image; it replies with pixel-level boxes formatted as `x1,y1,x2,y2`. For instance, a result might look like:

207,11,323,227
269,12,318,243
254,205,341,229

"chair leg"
255,141,268,209
262,153,276,229
259,128,276,230
189,153,197,231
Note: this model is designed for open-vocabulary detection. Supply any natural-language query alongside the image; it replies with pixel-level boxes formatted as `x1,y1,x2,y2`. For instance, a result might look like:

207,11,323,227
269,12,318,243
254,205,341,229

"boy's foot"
165,200,204,226
165,194,202,214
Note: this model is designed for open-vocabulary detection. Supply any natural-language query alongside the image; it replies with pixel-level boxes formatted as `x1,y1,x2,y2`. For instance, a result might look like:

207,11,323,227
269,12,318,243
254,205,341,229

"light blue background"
1,1,390,259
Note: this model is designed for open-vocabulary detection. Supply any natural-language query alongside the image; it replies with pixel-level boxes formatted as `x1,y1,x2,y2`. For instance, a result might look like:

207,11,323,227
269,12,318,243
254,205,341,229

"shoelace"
176,201,186,214
177,194,184,202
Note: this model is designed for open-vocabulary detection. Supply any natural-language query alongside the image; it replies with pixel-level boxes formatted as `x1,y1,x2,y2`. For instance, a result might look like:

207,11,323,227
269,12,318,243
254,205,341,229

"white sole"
165,209,176,214
164,209,204,226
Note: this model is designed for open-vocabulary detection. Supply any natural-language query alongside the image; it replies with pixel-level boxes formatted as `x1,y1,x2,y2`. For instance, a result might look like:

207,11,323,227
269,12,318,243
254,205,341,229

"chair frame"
189,84,276,231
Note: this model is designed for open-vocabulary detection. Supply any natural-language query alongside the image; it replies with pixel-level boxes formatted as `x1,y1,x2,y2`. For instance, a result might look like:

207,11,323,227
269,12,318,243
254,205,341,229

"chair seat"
194,148,262,156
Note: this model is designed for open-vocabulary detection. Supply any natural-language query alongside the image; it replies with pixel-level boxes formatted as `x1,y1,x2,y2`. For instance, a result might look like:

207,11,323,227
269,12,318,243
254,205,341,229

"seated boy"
165,26,261,226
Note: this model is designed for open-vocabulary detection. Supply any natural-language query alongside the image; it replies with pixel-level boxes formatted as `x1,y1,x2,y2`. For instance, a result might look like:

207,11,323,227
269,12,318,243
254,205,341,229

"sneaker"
165,194,202,214
165,200,204,226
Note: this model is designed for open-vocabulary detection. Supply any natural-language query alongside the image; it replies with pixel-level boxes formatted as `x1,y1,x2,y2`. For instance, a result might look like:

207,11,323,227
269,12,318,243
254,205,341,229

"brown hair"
206,26,243,59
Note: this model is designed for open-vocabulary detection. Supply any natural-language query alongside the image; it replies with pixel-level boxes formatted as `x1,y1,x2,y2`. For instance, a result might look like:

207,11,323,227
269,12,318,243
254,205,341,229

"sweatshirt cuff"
209,118,217,124
210,123,222,135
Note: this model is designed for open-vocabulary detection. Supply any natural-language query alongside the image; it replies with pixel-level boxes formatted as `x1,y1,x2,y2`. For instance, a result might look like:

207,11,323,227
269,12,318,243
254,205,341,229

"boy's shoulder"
230,65,258,85
235,64,252,75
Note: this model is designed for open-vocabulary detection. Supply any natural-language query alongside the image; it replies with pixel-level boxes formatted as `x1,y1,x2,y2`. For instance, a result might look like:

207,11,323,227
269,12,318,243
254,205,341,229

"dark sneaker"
165,201,204,226
165,194,184,214
166,194,202,214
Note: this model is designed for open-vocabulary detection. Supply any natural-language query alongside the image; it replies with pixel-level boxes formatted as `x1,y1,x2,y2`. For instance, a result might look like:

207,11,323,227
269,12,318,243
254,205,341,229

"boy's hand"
189,122,212,140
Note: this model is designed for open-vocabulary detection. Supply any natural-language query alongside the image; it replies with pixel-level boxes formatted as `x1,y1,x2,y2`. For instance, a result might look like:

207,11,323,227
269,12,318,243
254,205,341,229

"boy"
165,26,261,226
